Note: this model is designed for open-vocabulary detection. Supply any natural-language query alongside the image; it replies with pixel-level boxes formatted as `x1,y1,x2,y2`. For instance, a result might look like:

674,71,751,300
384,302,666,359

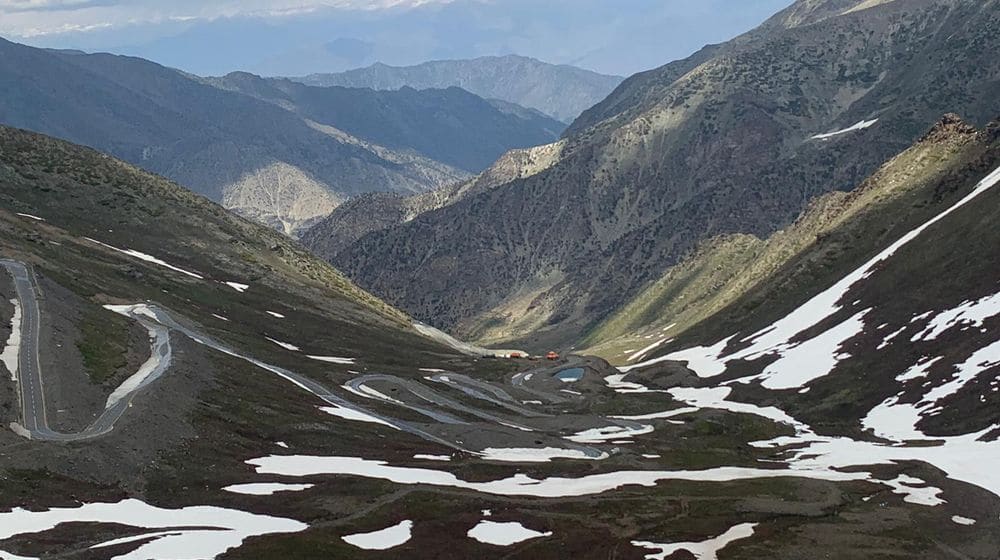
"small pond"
554,368,584,383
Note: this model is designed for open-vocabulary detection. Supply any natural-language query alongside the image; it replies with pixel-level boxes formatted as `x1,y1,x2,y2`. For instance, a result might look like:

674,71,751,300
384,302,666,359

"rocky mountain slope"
3,126,999,559
587,113,999,359
295,55,624,123
0,40,562,235
318,0,1000,350
207,72,565,172
302,141,567,258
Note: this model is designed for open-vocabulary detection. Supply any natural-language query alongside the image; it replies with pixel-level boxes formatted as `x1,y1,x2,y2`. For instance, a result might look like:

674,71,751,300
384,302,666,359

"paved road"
0,259,171,442
124,303,469,452
0,258,635,459
0,259,468,450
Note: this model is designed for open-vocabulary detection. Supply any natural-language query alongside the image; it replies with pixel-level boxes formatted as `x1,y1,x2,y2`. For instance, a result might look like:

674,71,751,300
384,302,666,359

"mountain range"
1,103,999,559
295,55,625,123
307,0,1000,351
1,0,1000,556
0,38,565,235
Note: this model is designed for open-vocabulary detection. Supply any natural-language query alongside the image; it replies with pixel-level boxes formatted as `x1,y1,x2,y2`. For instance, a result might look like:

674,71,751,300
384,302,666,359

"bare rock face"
322,0,1000,349
222,163,342,236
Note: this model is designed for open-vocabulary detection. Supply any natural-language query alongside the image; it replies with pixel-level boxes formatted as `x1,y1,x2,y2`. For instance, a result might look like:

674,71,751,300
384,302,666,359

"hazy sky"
0,0,794,76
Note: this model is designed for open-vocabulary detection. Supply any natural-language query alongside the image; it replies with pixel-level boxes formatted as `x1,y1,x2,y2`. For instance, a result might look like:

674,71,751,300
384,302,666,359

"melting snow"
320,406,399,430
0,499,304,560
307,355,355,365
413,454,451,461
222,483,314,496
876,326,906,349
911,292,1000,342
811,119,879,140
633,164,1000,389
1,298,21,381
225,282,250,293
247,455,864,498
882,475,945,506
632,523,757,560
628,337,670,363
266,337,300,352
342,520,412,550
896,356,943,382
103,306,171,409
467,520,552,546
565,424,654,443
478,447,608,462
743,311,868,390
84,238,203,279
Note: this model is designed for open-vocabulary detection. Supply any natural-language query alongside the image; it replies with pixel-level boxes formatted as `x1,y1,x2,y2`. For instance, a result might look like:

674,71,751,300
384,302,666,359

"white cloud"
0,0,455,37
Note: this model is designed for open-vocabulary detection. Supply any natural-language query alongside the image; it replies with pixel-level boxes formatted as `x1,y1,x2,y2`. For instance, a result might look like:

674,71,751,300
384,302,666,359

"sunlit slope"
588,115,999,359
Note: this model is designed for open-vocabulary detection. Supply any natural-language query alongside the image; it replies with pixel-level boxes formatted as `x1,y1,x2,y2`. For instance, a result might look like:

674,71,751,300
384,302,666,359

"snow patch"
565,424,654,443
222,483,314,496
633,523,757,560
103,305,171,409
883,475,945,506
811,119,879,140
307,355,355,365
225,282,250,293
320,406,400,430
0,499,304,560
631,164,1000,390
84,238,203,279
1,298,21,381
896,356,942,382
911,292,1000,342
628,337,670,363
266,337,300,352
413,454,451,461
342,520,412,550
478,447,608,462
467,520,552,546
246,455,866,498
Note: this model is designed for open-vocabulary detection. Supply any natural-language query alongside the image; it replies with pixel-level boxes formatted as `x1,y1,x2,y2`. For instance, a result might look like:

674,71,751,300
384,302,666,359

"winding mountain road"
0,258,633,460
0,260,462,449
0,259,165,441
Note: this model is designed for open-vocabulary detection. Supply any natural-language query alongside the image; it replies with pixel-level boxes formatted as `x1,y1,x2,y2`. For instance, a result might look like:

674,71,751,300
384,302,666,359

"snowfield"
0,499,305,560
342,520,412,550
1,298,21,381
467,520,552,546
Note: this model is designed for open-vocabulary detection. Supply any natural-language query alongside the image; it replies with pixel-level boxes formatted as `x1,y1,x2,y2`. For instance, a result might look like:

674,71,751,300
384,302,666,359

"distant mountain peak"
294,56,624,123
